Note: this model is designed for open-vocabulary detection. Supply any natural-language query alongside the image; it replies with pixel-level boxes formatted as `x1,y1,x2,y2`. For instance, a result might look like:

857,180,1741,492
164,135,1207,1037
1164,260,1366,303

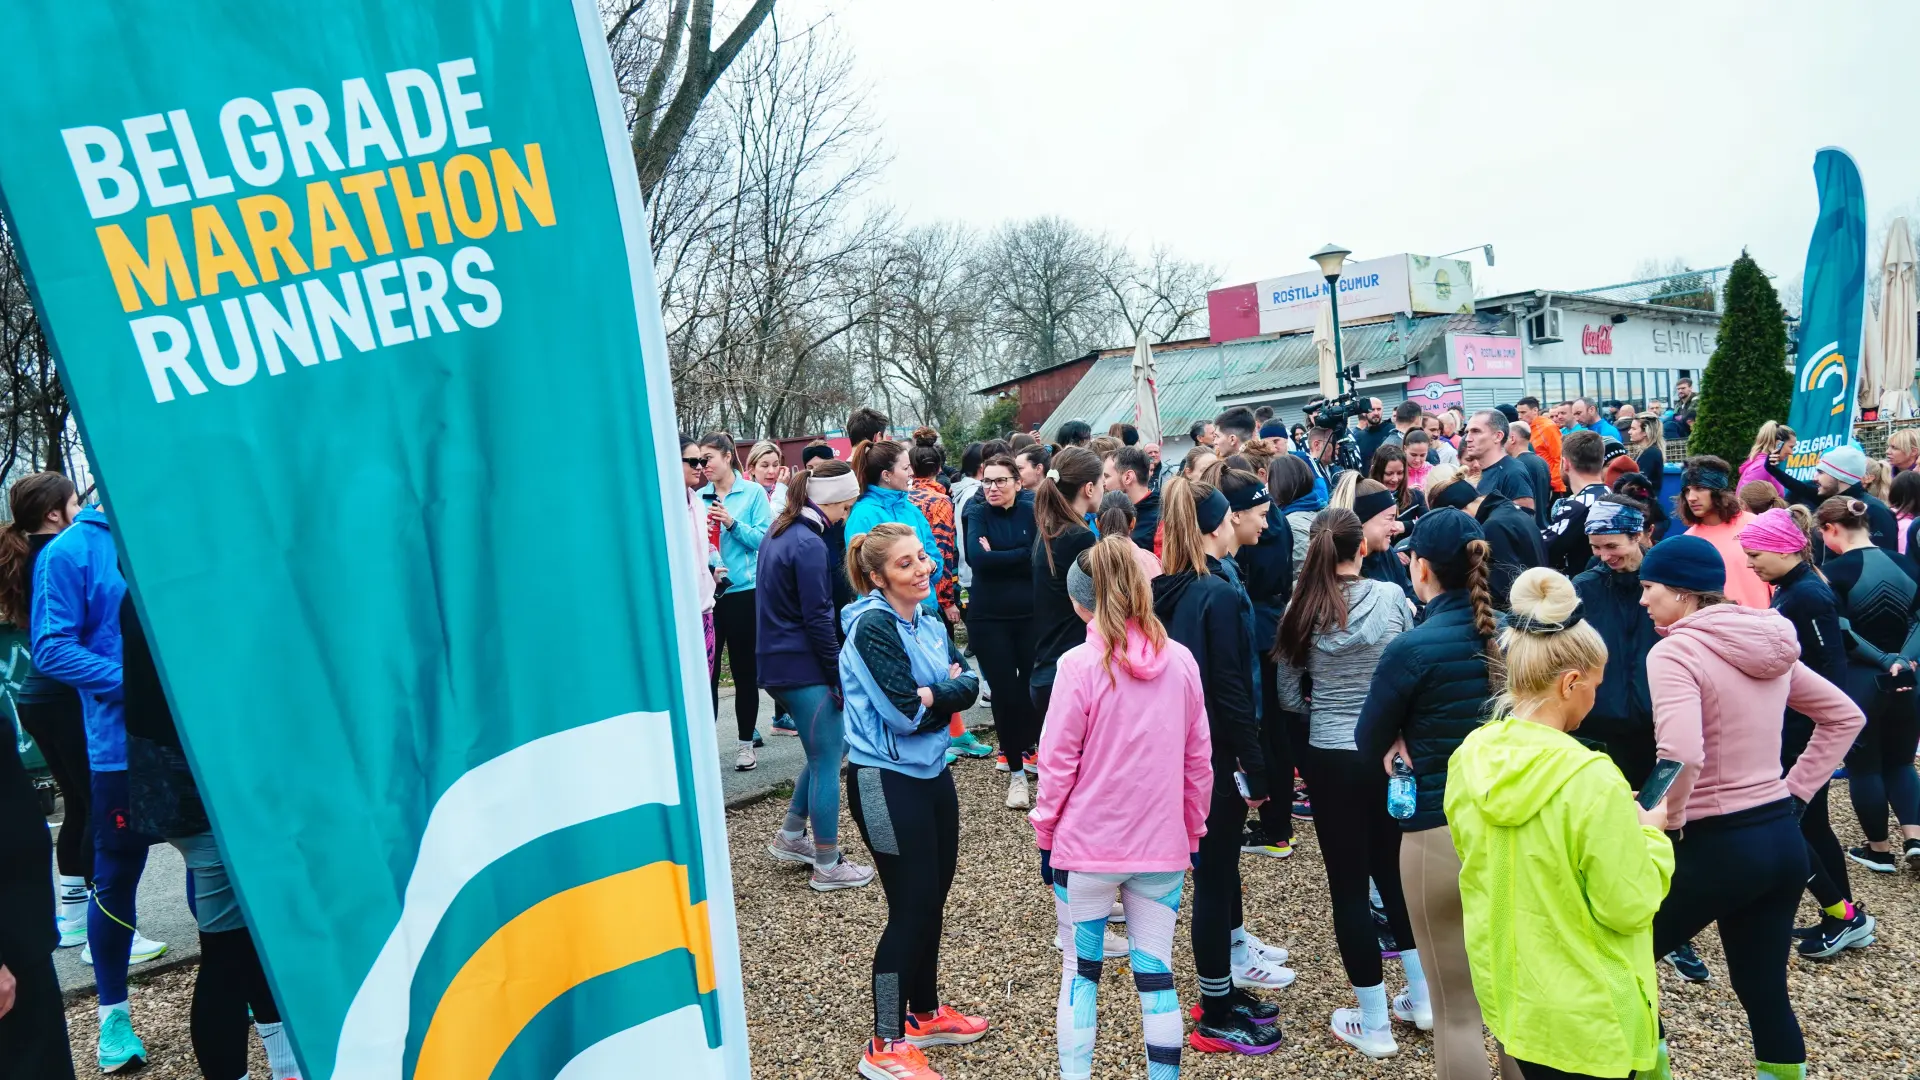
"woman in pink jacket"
1031,536,1216,1076
1638,535,1863,1080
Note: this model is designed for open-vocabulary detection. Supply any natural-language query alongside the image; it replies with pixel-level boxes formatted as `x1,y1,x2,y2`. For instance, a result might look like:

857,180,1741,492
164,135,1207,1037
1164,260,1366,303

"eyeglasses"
982,477,1017,487
682,458,708,468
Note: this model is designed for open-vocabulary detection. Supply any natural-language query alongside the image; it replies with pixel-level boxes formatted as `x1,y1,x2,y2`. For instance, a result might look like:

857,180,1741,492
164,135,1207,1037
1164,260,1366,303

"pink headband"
1738,508,1807,554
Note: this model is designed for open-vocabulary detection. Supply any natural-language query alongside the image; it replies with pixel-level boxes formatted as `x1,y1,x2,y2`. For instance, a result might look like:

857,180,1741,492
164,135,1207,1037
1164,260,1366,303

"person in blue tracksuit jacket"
836,520,985,1077
845,439,945,614
30,504,159,1071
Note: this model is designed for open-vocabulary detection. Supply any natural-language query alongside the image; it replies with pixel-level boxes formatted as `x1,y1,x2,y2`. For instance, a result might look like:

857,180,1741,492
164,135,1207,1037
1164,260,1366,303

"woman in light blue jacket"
697,434,773,770
838,521,986,1080
845,439,944,611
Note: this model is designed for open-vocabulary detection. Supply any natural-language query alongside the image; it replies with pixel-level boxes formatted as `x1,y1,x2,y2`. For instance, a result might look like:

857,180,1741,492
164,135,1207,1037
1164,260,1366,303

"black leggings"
846,763,959,1041
967,616,1036,758
1514,1061,1628,1080
18,691,90,880
1841,665,1920,844
192,927,284,1080
1653,800,1807,1065
1256,659,1294,843
709,589,760,742
1300,744,1415,989
1783,717,1849,907
1030,683,1054,750
1191,778,1248,995
0,879,75,1080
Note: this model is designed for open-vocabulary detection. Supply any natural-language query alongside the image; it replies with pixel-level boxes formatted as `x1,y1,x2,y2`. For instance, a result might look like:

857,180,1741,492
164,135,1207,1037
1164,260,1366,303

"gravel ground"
68,766,1920,1078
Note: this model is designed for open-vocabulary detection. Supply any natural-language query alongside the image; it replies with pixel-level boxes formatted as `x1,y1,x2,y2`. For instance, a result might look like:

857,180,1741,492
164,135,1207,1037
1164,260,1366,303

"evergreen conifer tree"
1688,252,1791,464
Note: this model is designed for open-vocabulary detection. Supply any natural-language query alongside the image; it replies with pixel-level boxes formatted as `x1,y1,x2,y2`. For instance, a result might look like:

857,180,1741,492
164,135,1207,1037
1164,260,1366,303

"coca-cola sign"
1582,324,1614,355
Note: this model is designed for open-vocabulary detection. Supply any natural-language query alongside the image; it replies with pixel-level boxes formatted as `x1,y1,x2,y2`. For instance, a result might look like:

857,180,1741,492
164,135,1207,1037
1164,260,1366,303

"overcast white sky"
806,0,1918,297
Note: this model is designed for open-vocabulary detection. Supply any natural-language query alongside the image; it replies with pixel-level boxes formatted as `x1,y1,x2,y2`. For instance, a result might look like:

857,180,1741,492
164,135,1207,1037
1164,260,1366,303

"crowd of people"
5,376,1917,1080
0,474,300,1078
686,388,1913,1080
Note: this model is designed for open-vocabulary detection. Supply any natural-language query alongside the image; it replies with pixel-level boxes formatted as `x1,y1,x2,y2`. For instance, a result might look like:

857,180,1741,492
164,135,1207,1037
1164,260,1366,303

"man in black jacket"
1543,430,1612,575
1571,496,1659,787
1104,446,1161,553
1506,422,1556,529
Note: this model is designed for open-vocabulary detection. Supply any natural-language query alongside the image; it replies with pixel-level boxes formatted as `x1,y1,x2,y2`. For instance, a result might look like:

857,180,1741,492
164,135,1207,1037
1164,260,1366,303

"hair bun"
1507,567,1579,626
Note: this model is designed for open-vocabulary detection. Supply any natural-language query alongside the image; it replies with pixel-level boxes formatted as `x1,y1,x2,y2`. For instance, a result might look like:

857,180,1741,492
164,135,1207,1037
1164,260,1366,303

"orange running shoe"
903,1005,989,1048
859,1038,941,1080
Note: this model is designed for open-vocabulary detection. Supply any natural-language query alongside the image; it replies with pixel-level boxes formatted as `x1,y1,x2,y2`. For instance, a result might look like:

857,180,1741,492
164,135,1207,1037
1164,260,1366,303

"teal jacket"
696,479,772,591
845,486,944,606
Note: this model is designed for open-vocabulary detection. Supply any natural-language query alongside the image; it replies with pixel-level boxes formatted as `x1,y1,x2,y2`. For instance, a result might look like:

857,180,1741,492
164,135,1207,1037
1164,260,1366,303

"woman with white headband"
756,460,874,891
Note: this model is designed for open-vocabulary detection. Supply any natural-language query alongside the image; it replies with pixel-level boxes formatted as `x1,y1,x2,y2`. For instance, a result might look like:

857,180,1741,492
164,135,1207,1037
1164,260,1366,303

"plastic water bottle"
1387,756,1417,820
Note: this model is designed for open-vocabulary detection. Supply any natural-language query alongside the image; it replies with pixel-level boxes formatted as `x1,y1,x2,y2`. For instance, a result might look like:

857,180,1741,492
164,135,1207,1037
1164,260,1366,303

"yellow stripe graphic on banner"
411,861,715,1080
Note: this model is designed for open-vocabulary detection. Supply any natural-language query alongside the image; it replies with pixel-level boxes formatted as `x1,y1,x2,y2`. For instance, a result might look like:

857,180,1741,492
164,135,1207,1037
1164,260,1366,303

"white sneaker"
1240,928,1289,966
1391,989,1433,1031
1109,901,1127,923
734,745,756,771
1330,1007,1398,1059
57,911,87,948
809,857,876,892
1232,957,1296,990
82,931,168,967
1054,929,1130,959
1005,773,1030,809
766,830,816,866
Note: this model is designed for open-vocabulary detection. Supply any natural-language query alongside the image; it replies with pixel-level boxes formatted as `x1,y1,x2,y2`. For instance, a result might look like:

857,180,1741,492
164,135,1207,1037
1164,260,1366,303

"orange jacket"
1530,417,1566,493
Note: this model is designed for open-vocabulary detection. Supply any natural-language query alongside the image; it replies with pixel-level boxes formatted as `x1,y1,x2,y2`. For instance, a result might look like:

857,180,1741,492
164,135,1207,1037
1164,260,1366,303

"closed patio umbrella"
1313,297,1338,400
1868,218,1918,418
1131,331,1163,446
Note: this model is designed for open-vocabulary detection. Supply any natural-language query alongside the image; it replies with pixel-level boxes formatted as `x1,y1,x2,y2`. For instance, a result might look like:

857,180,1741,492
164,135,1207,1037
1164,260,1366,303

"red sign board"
1582,324,1614,355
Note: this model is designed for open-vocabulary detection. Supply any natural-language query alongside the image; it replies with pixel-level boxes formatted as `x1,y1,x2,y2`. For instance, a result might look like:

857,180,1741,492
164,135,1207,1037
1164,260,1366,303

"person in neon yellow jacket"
1445,567,1676,1080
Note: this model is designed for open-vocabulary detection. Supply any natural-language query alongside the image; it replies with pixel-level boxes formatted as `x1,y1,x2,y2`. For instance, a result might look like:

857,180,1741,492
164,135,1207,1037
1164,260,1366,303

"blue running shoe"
98,1009,146,1074
949,731,995,758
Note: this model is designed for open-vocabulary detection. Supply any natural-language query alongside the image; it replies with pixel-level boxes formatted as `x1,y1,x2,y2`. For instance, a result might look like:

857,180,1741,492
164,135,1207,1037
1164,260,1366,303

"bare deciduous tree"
605,0,780,203
1100,244,1218,344
976,216,1113,376
0,219,71,478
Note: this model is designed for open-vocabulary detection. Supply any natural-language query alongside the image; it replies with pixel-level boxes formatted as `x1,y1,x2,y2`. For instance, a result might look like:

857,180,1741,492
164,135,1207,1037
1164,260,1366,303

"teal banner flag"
0,3,748,1077
1784,147,1868,477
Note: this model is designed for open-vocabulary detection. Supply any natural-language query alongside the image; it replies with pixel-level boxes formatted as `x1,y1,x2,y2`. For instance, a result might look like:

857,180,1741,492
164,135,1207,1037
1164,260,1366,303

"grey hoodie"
1277,577,1412,750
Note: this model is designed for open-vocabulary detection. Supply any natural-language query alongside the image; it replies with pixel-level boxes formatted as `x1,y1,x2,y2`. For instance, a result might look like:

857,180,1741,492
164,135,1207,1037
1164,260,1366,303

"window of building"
1586,369,1616,403
1527,369,1583,406
1649,369,1671,404
1620,369,1646,406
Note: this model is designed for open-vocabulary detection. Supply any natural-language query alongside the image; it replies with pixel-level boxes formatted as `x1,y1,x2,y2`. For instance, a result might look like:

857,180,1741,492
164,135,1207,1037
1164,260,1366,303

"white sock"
1354,983,1388,1029
99,1000,130,1023
737,740,753,751
1229,925,1251,968
257,1021,299,1079
58,875,88,910
1401,948,1429,1007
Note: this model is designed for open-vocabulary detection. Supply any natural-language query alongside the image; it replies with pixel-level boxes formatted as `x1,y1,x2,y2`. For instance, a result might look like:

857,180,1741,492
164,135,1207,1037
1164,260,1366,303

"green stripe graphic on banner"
0,0,748,1076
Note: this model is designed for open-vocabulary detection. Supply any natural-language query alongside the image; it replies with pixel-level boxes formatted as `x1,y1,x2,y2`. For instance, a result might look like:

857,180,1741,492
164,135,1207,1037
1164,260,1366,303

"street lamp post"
1311,244,1352,397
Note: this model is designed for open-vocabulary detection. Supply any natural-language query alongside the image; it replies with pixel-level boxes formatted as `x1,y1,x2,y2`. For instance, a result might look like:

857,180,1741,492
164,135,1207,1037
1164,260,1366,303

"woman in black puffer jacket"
1354,508,1501,1080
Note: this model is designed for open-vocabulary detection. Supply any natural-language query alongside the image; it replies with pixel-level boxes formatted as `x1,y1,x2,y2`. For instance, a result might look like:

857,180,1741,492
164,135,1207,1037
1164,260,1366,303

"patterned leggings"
1053,869,1186,1080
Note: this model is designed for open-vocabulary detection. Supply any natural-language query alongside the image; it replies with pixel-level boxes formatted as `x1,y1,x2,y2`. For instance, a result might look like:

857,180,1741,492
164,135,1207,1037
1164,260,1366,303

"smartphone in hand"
1636,758,1685,811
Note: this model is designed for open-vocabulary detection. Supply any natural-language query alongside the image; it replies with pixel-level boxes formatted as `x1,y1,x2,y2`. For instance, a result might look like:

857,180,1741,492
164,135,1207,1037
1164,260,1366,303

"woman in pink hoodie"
1031,536,1215,1076
1638,535,1863,1080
